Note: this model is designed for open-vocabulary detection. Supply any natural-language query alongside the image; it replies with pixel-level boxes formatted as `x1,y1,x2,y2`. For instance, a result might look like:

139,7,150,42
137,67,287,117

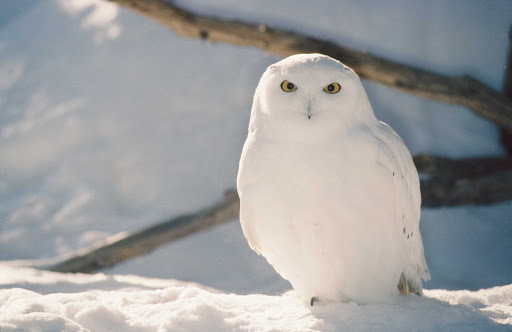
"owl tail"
397,273,422,296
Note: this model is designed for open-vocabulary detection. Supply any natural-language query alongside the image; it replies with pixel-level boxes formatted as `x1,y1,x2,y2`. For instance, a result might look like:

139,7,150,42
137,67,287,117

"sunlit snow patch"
57,0,121,43
0,264,510,331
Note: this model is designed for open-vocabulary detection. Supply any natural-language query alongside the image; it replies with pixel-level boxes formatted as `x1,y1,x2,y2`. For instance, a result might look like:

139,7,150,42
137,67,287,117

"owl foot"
310,296,319,306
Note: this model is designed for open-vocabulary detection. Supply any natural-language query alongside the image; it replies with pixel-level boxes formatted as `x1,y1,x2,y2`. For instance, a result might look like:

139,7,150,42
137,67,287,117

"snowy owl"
237,53,430,305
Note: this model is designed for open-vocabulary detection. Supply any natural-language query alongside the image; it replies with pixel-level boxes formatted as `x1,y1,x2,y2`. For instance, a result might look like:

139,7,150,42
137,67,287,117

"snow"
58,0,121,43
0,264,510,331
422,203,512,291
0,0,511,330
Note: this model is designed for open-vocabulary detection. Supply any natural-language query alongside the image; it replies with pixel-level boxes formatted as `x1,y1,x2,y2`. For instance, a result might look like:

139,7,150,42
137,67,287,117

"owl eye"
281,80,297,92
323,83,341,94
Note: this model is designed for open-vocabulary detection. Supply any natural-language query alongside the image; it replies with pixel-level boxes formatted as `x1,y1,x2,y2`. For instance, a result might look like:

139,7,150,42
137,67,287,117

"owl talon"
310,296,319,306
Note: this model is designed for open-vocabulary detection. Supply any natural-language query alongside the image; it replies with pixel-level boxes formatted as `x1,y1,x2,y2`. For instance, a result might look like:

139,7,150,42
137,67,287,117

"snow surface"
0,263,511,331
0,0,511,330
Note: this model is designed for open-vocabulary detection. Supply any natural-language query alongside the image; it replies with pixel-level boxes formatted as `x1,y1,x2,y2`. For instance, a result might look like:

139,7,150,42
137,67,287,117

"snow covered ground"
0,263,511,331
1,0,512,330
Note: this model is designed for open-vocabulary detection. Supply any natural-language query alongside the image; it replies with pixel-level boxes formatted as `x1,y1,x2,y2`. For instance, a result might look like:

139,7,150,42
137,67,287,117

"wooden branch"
54,6,508,272
414,154,512,206
420,169,512,207
106,0,512,131
49,190,239,273
414,154,512,178
48,161,512,273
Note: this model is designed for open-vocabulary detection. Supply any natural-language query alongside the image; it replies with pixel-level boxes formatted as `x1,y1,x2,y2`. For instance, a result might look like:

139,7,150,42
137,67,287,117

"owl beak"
306,100,313,119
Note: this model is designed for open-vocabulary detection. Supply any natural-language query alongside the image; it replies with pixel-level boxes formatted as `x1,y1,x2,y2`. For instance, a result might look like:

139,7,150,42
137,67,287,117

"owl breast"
239,132,405,302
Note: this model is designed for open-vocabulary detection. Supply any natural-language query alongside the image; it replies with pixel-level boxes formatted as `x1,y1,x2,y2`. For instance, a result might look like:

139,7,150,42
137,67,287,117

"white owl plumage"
237,53,430,304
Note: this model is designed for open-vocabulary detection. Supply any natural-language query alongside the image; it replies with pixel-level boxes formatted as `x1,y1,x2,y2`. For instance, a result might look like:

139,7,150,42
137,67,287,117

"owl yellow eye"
323,83,341,94
281,80,297,92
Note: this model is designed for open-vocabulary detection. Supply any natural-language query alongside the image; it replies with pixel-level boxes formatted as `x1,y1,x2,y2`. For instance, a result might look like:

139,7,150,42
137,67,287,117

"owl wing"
237,132,263,254
374,121,430,293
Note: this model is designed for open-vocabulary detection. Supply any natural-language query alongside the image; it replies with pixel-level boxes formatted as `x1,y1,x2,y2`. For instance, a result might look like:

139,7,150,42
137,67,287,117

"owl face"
251,54,375,140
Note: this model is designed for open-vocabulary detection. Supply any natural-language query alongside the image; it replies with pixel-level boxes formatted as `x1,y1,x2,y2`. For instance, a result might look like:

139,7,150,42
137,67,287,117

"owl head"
249,54,377,141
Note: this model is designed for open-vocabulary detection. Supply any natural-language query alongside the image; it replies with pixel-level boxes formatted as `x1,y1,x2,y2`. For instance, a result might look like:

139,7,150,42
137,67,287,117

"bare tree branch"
106,0,512,131
49,191,239,273
420,169,512,207
414,154,512,179
47,3,512,274
415,154,512,206
48,161,512,273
